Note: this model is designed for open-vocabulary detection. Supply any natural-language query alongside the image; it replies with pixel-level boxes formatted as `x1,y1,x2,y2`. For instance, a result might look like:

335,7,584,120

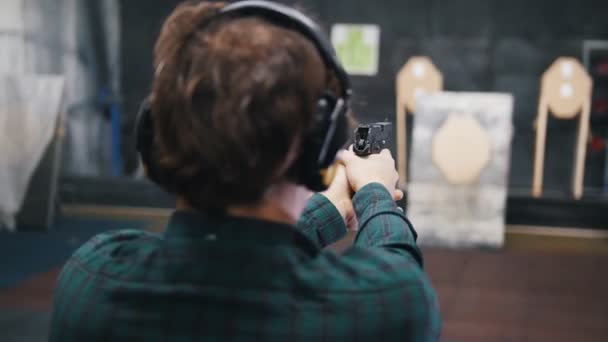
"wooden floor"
425,248,608,342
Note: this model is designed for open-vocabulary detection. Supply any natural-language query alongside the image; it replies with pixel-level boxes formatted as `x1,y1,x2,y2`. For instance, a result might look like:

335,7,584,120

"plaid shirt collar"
164,210,320,253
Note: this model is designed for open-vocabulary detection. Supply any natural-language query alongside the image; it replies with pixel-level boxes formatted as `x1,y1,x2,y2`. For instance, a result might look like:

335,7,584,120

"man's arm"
337,147,423,266
343,184,439,340
352,183,423,266
295,194,347,249
314,149,439,339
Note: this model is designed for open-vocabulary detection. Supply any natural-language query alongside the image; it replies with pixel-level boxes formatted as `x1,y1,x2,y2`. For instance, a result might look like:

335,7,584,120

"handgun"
353,122,392,156
352,121,403,209
322,122,393,187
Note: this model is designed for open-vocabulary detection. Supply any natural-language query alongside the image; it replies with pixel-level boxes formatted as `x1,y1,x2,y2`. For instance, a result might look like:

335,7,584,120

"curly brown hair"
148,1,329,210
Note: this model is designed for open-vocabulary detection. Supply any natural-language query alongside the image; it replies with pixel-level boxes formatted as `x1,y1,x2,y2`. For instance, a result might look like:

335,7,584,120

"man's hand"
338,147,404,200
320,147,404,231
320,165,358,230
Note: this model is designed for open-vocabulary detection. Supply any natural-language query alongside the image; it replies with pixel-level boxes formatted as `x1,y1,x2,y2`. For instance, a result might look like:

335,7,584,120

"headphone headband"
218,0,351,98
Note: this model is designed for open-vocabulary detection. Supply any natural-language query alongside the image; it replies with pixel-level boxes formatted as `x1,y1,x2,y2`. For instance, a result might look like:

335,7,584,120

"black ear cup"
134,100,152,165
134,99,162,184
323,99,349,164
316,93,348,168
288,92,348,191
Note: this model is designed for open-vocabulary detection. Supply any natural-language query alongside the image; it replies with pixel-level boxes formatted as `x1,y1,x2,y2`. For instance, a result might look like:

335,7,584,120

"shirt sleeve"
295,194,348,249
352,183,424,267
341,184,439,339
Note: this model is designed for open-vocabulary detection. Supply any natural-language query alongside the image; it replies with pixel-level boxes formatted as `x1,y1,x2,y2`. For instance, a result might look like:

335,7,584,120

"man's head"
145,1,346,211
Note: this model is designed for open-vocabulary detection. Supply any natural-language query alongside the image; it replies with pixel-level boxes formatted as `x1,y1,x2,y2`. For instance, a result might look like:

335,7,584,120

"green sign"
331,24,380,76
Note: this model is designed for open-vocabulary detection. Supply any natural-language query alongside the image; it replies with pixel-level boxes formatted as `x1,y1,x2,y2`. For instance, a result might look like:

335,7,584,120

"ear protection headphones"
135,0,352,192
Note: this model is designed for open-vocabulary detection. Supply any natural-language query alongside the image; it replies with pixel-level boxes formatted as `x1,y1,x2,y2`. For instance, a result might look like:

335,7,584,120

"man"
49,1,441,341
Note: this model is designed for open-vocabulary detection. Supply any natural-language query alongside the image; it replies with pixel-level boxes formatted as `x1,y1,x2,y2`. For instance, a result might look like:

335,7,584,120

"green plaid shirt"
50,183,441,341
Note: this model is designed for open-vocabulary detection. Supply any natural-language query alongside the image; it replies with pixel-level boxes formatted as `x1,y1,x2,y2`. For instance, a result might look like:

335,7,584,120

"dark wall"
121,0,608,194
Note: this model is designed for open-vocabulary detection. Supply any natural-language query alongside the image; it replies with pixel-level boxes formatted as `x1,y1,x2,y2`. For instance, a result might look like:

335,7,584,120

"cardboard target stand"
395,57,443,187
406,91,514,248
397,57,514,247
532,57,593,200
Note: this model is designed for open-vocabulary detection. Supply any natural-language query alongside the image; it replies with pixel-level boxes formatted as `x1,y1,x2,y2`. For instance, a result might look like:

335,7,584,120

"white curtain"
0,76,64,230
0,0,121,176
0,0,121,229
